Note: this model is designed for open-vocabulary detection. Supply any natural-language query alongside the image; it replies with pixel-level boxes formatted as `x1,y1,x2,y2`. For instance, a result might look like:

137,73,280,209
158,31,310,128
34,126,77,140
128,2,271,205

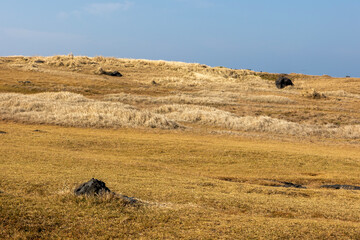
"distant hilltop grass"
0,55,359,141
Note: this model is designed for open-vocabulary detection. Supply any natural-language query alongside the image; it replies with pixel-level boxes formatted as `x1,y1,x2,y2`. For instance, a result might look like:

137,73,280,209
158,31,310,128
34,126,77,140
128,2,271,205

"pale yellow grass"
21,55,253,79
103,92,233,105
1,91,359,139
154,73,272,92
1,55,360,135
0,92,178,129
324,90,360,99
4,55,300,98
154,104,360,138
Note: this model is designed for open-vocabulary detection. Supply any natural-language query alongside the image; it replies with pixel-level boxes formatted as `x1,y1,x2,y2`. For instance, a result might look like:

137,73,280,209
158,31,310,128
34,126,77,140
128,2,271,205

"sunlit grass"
1,123,360,239
0,55,360,239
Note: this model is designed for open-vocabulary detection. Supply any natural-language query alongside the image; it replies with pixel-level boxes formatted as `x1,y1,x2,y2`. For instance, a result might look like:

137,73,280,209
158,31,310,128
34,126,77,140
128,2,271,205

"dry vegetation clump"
1,91,359,138
27,55,253,78
1,55,359,139
154,76,203,87
154,104,314,136
14,56,257,89
0,92,178,129
103,92,233,106
8,55,83,72
94,67,105,75
323,90,360,99
7,55,280,93
121,58,255,79
331,124,360,139
154,73,275,92
302,89,327,99
256,72,284,81
104,90,297,107
154,104,360,138
195,90,239,98
239,95,295,104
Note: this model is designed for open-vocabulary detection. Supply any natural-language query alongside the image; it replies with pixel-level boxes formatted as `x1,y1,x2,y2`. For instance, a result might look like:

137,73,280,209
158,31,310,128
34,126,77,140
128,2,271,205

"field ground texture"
1,55,360,239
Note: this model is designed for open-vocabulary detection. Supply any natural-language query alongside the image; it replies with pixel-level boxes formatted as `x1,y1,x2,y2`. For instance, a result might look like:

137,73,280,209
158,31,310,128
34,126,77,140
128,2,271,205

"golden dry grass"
1,122,360,239
1,91,359,139
0,92,178,129
1,55,360,239
1,55,359,129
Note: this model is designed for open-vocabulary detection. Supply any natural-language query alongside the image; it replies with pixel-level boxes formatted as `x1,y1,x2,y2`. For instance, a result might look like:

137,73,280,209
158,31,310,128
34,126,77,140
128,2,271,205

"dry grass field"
1,55,360,239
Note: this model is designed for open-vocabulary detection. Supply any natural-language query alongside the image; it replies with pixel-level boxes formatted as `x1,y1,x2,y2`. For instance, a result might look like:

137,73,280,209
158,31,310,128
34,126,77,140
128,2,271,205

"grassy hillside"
0,55,359,141
1,123,360,239
1,55,360,238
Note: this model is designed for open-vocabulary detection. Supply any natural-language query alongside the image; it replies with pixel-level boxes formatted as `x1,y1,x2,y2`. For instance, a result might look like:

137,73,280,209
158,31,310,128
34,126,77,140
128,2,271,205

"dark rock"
0,131,6,134
34,60,45,64
95,67,123,77
33,129,46,133
274,181,306,189
275,76,294,89
74,178,139,205
152,80,157,85
118,194,138,205
321,184,360,190
104,71,122,77
18,81,32,85
74,178,111,196
217,177,241,182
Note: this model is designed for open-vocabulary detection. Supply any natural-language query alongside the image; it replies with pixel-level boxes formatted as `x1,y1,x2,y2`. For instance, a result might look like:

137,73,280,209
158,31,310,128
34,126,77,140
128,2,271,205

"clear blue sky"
1,0,359,77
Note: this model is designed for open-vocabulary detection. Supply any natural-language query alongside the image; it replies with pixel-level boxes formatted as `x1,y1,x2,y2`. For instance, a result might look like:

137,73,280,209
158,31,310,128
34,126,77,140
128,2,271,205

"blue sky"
0,0,359,77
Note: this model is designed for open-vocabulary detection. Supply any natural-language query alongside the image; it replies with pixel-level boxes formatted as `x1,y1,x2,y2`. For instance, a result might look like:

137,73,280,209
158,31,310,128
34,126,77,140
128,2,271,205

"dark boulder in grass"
321,184,360,190
276,76,294,89
74,178,138,205
275,181,306,189
105,71,123,77
95,67,122,77
74,178,111,196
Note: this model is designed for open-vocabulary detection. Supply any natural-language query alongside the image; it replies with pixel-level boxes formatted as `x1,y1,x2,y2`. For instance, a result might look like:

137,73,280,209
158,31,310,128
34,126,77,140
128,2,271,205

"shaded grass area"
1,122,360,239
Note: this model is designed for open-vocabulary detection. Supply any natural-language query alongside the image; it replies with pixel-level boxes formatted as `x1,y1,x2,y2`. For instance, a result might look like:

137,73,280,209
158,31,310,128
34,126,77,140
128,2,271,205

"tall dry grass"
103,92,234,106
18,55,264,89
323,90,360,99
104,91,294,107
154,104,313,135
2,55,359,140
1,92,359,138
154,104,360,138
0,92,178,129
153,73,270,91
21,55,254,78
9,55,302,99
